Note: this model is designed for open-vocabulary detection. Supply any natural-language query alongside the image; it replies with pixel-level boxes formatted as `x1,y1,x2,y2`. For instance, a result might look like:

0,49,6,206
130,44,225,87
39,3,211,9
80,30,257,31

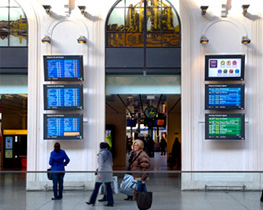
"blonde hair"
133,139,144,150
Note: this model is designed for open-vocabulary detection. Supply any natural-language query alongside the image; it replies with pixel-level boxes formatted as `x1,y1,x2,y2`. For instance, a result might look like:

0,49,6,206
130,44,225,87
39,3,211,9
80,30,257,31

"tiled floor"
1,153,263,210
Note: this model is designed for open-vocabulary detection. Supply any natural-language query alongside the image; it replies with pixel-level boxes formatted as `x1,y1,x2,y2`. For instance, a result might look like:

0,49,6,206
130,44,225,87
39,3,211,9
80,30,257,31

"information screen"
44,114,83,140
205,55,245,81
205,114,245,140
44,55,83,81
205,84,244,110
44,84,83,110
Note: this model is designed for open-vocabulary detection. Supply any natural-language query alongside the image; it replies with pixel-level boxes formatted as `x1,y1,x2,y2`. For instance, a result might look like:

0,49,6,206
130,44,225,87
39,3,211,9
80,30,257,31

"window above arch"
0,0,28,47
106,0,180,48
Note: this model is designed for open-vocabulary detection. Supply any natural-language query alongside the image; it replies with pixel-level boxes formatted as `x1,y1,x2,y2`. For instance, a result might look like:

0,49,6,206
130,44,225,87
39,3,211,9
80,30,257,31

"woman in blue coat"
86,142,114,207
49,142,70,200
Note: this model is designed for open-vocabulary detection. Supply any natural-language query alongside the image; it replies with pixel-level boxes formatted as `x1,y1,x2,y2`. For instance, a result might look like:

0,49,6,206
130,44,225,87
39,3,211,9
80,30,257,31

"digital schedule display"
44,84,83,110
205,55,245,81
44,55,83,81
205,84,244,110
44,114,83,140
205,114,245,140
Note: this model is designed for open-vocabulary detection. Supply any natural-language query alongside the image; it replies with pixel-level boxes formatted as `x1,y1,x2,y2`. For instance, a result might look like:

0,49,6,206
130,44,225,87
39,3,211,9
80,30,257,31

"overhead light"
78,6,86,15
200,35,209,44
43,5,51,15
200,6,208,15
242,4,250,15
241,36,251,44
77,36,86,44
41,35,51,44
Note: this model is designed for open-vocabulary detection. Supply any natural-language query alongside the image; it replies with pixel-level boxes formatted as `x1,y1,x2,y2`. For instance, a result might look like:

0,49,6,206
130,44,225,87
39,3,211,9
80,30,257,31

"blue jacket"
49,149,70,171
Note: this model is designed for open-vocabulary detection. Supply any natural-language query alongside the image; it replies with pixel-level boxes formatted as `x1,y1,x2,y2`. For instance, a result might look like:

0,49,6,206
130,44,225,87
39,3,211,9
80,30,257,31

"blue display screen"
44,84,83,110
44,56,83,81
205,84,244,110
44,114,83,140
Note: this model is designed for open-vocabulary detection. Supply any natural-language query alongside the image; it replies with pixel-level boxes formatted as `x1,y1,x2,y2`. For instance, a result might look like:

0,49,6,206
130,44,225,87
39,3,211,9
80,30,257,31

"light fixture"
41,35,51,44
241,36,251,44
200,35,209,44
242,4,250,15
78,6,86,15
77,36,86,44
200,6,209,15
43,5,51,14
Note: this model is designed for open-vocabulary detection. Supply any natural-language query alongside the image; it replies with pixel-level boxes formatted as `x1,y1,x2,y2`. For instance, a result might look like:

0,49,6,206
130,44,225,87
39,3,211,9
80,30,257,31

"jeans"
52,173,65,199
137,181,147,210
89,182,114,205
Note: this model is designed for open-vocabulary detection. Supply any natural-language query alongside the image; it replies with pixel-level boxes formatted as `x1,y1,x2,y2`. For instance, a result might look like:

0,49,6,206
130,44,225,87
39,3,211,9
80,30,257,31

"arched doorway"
105,0,181,170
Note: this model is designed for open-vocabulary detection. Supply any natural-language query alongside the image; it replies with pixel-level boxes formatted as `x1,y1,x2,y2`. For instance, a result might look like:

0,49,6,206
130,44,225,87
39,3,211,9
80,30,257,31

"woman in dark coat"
49,142,70,200
130,139,151,210
86,142,114,207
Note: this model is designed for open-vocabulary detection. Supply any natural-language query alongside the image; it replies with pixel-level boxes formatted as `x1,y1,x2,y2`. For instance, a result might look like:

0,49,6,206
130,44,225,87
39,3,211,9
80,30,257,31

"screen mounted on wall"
205,114,245,140
44,55,83,81
44,84,83,110
205,54,245,81
205,84,244,110
44,114,83,140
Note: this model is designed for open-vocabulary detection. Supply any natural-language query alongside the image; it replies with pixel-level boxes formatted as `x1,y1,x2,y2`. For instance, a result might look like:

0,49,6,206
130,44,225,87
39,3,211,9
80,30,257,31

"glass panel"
126,0,145,7
126,32,144,47
0,0,8,7
146,32,161,47
107,33,125,47
162,7,176,32
125,7,144,32
115,0,124,7
107,8,125,32
146,8,161,32
0,8,8,21
10,8,25,20
9,31,27,46
162,32,180,47
0,32,8,46
10,0,19,7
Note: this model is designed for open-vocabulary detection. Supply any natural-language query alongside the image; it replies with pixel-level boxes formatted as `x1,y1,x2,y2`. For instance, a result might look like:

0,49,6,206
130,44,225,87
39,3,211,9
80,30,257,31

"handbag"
120,174,137,196
99,176,119,195
136,191,153,210
47,168,52,180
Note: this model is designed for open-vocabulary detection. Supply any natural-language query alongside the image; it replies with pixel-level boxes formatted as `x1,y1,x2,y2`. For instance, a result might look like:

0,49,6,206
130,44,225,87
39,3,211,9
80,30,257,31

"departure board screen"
44,55,83,81
205,84,244,110
205,55,245,81
44,84,83,110
44,114,83,140
205,114,245,140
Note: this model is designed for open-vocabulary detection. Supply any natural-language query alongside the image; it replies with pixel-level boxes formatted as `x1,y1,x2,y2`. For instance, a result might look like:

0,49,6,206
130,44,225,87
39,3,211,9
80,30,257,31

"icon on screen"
218,69,222,74
235,69,240,74
223,69,228,74
226,61,231,68
229,69,233,73
220,61,225,68
232,60,237,68
210,60,217,68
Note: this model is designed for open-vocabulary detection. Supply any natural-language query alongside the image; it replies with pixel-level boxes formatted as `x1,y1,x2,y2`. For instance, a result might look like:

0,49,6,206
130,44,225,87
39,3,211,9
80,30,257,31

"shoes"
124,197,133,201
98,198,107,202
105,204,113,207
57,196,62,200
51,197,58,200
86,202,95,206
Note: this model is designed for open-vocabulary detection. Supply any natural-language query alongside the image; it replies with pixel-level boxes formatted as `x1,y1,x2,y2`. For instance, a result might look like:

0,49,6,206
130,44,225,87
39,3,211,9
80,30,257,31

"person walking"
86,142,114,207
160,136,167,155
49,142,70,200
130,139,151,210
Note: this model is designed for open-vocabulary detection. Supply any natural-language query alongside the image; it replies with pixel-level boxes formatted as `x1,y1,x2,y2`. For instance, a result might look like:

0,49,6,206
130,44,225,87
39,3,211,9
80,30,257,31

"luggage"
136,191,153,209
120,174,137,196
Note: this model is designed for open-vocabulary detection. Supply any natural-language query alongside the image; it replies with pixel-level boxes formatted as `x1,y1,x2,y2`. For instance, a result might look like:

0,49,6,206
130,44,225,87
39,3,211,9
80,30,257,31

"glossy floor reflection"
1,172,263,210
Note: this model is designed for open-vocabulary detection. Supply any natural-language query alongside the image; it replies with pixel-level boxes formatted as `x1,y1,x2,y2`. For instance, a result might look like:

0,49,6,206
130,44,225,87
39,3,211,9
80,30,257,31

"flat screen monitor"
44,55,83,81
44,114,83,140
205,114,245,140
205,54,245,81
44,84,83,110
105,125,114,152
154,118,166,127
127,119,137,127
205,84,244,110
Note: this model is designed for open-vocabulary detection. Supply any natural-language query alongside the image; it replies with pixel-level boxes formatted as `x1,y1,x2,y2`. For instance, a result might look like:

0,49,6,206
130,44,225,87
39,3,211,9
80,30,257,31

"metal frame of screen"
44,55,83,81
205,54,245,81
205,84,245,110
205,114,245,140
44,114,83,140
43,84,83,110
